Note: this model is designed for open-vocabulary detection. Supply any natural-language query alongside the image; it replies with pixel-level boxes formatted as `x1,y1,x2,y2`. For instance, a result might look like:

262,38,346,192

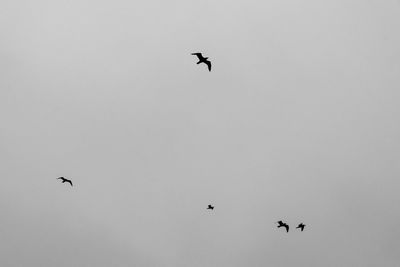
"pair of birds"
277,221,306,232
195,52,212,212
59,178,215,212
56,54,209,187
57,178,214,209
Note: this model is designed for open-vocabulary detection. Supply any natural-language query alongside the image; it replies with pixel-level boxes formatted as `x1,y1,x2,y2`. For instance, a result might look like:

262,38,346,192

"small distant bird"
296,223,306,231
57,177,73,186
191,53,212,71
207,205,214,210
277,220,289,232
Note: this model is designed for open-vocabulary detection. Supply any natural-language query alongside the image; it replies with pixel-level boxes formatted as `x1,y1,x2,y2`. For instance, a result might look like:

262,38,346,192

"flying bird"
191,53,211,71
296,223,306,231
277,220,289,232
57,177,73,186
207,205,214,210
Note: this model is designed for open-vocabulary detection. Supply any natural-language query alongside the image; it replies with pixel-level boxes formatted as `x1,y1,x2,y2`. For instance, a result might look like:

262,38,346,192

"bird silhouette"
191,53,211,71
207,204,214,210
57,177,73,186
296,223,306,231
277,220,289,232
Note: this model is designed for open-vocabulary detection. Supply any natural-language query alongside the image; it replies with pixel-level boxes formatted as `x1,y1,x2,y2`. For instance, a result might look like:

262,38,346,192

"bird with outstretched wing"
57,177,73,186
192,53,212,71
296,223,306,231
277,220,289,232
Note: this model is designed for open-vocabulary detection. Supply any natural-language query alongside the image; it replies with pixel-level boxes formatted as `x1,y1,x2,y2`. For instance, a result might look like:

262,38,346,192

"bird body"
296,223,306,231
191,53,212,71
207,205,214,210
277,220,289,232
57,177,73,186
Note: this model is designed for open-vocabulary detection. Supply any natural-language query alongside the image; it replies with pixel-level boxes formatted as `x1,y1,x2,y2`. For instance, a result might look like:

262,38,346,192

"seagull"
191,53,212,71
57,177,73,186
277,220,289,232
296,223,306,231
207,204,214,210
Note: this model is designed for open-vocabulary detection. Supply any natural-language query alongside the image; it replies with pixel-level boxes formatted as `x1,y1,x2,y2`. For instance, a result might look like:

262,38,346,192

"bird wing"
205,60,211,71
67,180,73,186
285,224,289,232
191,53,204,60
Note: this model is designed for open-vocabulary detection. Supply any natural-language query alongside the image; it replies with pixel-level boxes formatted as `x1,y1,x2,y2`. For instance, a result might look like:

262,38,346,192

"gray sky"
1,0,400,266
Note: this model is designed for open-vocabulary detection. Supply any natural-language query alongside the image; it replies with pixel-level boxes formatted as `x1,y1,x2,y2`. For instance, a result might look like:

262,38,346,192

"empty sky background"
1,0,400,266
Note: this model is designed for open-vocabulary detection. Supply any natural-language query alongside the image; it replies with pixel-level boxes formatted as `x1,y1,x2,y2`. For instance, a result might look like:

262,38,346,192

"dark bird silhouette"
57,177,73,186
207,205,214,210
191,53,211,71
296,223,306,231
277,220,289,232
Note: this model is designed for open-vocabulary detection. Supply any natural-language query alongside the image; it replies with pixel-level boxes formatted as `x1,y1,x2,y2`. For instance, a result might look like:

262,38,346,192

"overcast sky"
1,0,400,266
